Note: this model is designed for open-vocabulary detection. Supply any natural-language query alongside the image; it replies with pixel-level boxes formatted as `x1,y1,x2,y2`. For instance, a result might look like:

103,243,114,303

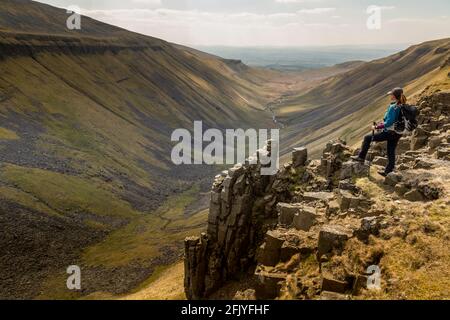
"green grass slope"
0,0,279,299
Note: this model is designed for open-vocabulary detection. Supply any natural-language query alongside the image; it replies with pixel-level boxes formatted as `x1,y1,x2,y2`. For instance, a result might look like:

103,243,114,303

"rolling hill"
2,0,361,300
0,0,287,299
276,38,450,157
143,41,449,300
1,0,448,301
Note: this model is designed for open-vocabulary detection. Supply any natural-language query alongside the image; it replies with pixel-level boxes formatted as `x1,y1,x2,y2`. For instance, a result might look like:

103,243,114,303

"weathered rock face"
355,216,385,242
319,140,352,178
257,230,286,267
411,127,430,150
277,203,303,226
317,224,352,258
397,138,411,155
337,189,372,215
292,147,308,168
321,276,349,294
413,90,450,153
437,147,450,160
292,206,318,231
382,169,444,202
184,143,299,299
254,267,287,299
183,139,380,299
185,164,271,298
184,91,450,300
184,235,208,299
233,289,256,300
302,191,335,203
384,172,403,187
340,161,369,180
404,189,426,202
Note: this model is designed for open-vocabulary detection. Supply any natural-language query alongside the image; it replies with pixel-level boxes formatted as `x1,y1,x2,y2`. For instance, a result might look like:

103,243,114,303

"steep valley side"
1,0,357,299
0,0,291,299
276,38,450,158
180,39,450,301
1,0,448,301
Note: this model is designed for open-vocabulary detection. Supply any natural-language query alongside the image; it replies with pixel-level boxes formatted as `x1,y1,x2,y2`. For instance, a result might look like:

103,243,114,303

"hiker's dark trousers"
358,131,401,174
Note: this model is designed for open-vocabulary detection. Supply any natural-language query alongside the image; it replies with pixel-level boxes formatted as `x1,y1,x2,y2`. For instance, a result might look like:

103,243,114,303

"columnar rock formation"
184,144,309,299
185,90,450,300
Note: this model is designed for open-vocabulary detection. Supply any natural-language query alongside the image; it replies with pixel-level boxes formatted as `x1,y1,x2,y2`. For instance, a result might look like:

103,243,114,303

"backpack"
394,104,418,135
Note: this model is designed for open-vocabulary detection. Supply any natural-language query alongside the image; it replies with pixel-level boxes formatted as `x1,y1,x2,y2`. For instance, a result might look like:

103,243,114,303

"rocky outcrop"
317,224,352,258
185,90,450,300
319,140,352,178
292,147,308,168
184,139,368,299
385,170,444,201
184,142,295,299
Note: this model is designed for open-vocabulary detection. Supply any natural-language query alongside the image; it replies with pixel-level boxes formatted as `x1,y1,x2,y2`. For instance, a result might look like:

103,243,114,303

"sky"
36,0,450,47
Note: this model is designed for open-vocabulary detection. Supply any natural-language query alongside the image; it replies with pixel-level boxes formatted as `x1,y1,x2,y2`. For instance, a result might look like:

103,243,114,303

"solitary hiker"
351,87,406,177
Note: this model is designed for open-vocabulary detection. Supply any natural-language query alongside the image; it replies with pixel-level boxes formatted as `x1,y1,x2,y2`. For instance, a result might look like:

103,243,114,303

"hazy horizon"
192,44,409,70
35,0,450,47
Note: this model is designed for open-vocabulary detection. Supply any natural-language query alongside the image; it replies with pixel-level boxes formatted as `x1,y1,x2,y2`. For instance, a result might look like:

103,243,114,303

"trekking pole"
368,122,377,178
371,122,376,142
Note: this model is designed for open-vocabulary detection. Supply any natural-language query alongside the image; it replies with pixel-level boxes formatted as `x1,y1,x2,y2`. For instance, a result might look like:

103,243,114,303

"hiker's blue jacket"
377,103,401,131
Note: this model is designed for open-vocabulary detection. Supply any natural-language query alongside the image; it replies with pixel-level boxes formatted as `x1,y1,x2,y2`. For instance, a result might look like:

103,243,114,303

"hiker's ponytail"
398,94,407,105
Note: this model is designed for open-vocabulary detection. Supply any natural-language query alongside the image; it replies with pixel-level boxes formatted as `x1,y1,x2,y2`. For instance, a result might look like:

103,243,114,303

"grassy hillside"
1,0,446,300
0,0,284,299
276,38,450,158
126,51,450,301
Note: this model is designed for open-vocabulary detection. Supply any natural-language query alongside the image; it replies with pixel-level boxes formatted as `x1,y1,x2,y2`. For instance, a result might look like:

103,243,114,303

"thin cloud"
298,8,336,14
379,6,396,10
78,5,450,47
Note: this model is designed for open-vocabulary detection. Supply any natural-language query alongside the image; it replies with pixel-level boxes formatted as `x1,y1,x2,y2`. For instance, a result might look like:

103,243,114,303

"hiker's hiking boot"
378,171,388,177
350,156,365,163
